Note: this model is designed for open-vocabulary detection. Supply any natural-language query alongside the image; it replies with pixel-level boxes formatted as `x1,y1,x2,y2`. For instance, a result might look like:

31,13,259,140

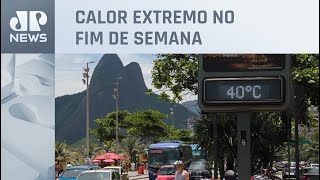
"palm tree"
103,140,116,152
55,141,77,169
75,144,106,159
251,112,286,169
193,112,287,177
121,136,143,163
193,112,237,176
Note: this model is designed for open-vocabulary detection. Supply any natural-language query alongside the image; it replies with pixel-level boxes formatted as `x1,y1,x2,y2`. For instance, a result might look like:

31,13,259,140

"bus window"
148,149,179,166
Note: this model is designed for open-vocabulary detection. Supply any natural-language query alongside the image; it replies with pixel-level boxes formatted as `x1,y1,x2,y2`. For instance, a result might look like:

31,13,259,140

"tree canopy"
125,110,169,143
151,54,319,105
91,110,130,144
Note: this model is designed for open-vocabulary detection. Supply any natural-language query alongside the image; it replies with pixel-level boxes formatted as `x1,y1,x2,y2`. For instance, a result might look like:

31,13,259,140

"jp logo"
9,11,48,43
10,11,47,31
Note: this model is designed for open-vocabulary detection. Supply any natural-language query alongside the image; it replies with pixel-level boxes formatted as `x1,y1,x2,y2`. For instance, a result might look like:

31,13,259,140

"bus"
191,144,207,161
147,140,192,180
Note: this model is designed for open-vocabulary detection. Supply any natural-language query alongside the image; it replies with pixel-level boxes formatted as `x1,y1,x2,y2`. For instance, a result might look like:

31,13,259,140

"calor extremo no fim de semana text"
75,10,235,45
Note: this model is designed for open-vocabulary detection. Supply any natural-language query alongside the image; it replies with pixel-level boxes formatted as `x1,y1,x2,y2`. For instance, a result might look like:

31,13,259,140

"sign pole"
237,112,252,180
213,119,218,179
287,111,292,180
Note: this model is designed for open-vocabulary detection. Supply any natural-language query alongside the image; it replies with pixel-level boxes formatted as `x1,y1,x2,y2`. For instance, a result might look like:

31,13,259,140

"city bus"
191,144,207,161
147,140,192,180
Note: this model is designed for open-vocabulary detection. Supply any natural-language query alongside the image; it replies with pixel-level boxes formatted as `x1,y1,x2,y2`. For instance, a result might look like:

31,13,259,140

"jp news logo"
9,11,47,42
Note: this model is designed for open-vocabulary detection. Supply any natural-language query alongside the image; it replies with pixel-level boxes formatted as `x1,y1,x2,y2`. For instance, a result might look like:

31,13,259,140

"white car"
310,163,319,168
283,167,296,180
76,170,121,180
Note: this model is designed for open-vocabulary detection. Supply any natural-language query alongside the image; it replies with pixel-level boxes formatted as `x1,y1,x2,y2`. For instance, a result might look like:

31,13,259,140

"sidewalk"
128,170,149,180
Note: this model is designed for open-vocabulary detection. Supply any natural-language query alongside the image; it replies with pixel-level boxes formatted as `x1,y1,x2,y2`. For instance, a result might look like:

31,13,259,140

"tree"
299,116,319,163
159,127,193,142
292,54,319,106
125,110,170,143
91,110,131,144
193,113,237,177
193,112,288,176
251,112,287,169
121,136,143,163
151,54,319,105
105,110,131,128
55,141,77,168
150,54,198,102
103,140,116,152
75,144,105,159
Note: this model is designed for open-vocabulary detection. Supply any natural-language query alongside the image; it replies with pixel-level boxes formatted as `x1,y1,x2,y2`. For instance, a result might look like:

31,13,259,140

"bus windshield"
148,149,179,166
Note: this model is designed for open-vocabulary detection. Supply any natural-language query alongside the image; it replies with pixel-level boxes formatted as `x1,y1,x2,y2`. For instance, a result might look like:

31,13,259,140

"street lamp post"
170,104,176,127
113,78,121,154
82,61,94,159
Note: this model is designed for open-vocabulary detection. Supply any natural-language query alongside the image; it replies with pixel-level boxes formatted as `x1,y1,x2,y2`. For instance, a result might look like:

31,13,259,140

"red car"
156,165,176,180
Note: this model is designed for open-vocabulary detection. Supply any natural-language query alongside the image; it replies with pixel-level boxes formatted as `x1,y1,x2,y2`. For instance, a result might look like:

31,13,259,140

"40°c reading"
226,85,262,100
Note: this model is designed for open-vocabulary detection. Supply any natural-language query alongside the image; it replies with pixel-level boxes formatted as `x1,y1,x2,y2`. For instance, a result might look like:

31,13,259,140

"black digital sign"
204,77,283,104
198,54,291,112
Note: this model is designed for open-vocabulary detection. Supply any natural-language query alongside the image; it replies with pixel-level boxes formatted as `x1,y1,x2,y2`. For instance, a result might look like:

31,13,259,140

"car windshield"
149,149,179,166
307,167,319,173
189,162,206,170
61,169,87,178
158,167,176,175
77,172,110,180
285,167,296,172
104,168,121,173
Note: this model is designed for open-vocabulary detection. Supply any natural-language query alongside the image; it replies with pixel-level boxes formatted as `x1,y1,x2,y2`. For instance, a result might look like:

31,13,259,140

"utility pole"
170,105,176,127
113,79,120,154
82,61,94,159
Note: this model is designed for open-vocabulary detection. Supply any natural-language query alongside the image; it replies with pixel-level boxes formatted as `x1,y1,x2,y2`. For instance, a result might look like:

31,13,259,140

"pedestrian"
173,160,189,180
126,163,129,173
131,162,135,171
58,169,64,177
66,162,72,168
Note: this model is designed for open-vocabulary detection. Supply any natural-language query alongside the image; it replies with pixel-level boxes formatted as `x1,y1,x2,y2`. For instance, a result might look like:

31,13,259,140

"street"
128,170,149,180
127,170,285,180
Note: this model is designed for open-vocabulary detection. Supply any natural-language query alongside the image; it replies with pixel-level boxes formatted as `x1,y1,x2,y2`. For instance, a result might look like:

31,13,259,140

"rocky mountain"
55,54,196,144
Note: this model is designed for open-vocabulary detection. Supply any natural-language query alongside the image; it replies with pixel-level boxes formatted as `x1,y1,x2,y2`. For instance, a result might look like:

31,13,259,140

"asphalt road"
127,170,285,180
128,170,149,180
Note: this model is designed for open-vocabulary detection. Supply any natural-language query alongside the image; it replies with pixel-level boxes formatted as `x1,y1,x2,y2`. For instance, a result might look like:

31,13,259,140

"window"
77,172,110,180
158,167,176,175
115,172,121,180
61,169,86,178
149,149,179,165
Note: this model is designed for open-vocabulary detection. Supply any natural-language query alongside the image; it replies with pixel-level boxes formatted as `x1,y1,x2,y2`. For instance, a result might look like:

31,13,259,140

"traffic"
56,140,319,180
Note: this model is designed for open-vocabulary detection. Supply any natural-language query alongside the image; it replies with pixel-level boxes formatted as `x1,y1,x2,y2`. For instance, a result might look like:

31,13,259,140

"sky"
54,54,197,102
12,54,197,102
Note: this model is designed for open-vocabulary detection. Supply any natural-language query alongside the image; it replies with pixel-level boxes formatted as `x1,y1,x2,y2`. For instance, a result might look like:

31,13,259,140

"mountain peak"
90,54,124,91
56,54,194,144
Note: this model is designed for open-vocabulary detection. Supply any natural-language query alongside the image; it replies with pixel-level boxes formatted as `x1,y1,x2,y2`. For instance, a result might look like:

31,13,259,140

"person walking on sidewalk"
173,160,189,180
125,163,129,173
131,162,136,171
